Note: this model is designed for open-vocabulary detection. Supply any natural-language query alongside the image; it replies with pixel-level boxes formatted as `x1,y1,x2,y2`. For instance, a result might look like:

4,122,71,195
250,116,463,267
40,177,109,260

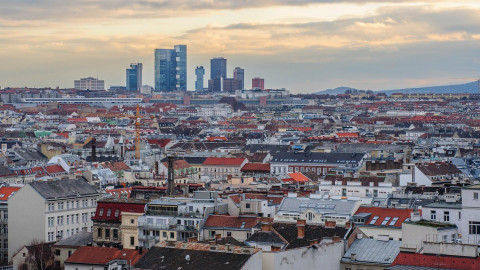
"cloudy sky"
1,0,480,93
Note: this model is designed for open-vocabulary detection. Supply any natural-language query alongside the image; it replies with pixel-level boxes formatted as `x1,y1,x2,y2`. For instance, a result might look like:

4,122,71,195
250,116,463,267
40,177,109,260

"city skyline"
1,1,480,92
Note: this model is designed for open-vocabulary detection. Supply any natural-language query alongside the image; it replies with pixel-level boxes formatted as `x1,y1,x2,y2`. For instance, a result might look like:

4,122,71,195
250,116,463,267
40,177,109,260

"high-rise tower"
195,66,205,91
126,63,143,91
154,45,187,91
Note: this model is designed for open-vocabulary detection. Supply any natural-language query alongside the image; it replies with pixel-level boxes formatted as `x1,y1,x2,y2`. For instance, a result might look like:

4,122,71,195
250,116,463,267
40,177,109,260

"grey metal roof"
335,144,406,154
423,202,462,209
342,238,401,265
54,232,92,247
29,179,98,200
386,266,457,270
271,152,364,165
278,197,358,215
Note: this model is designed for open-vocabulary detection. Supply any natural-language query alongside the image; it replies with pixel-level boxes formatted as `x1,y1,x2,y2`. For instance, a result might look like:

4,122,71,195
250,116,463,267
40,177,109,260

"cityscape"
2,1,480,270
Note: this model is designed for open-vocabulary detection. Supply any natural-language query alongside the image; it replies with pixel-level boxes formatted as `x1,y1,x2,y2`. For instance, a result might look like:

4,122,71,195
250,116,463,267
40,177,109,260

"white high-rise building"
74,77,105,91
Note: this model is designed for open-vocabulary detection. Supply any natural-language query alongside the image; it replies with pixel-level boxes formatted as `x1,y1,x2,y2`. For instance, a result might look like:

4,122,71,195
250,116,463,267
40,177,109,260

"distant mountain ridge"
315,81,480,95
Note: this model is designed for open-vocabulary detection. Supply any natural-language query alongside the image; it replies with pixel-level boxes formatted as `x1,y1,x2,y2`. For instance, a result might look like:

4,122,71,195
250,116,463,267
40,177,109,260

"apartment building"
8,180,99,259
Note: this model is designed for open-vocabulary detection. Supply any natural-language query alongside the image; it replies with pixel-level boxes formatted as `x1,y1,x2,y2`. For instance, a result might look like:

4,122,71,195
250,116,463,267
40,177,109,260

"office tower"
210,57,227,80
252,77,265,90
222,78,241,92
175,45,187,91
195,66,205,91
233,67,244,90
154,45,187,92
74,77,104,91
126,63,143,91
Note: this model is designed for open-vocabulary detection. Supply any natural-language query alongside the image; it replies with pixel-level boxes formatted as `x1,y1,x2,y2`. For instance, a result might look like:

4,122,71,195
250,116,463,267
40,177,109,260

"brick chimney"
324,220,336,228
271,246,281,252
296,219,306,239
261,217,273,232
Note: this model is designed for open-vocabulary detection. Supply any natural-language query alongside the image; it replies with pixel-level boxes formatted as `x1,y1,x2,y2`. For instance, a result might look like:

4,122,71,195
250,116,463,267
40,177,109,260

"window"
444,211,450,222
3,211,7,220
3,239,6,249
105,229,110,238
76,214,79,223
475,192,479,200
66,215,70,224
58,202,64,210
163,232,167,238
130,236,135,246
442,235,448,242
48,203,55,212
131,219,135,224
114,209,119,217
107,209,111,217
76,201,79,208
55,249,60,256
381,217,391,226
247,233,251,238
57,216,63,225
48,217,54,227
389,217,399,226
430,210,436,220
48,232,54,242
369,216,379,225
245,203,251,209
227,232,232,237
97,228,102,238
170,232,174,239
99,208,104,216
469,221,480,235
113,229,118,239
459,212,462,220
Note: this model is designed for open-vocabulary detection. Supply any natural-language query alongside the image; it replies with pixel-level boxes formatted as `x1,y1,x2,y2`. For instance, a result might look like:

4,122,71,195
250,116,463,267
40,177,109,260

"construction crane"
135,104,141,160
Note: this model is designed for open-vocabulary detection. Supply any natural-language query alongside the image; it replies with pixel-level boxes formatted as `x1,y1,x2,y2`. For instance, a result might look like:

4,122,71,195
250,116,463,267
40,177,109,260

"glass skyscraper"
210,57,227,80
195,66,205,91
233,67,244,90
154,45,187,91
126,63,142,91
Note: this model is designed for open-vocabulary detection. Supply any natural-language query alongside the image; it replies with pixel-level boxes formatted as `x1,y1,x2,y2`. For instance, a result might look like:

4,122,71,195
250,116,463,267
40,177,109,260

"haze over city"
2,0,480,92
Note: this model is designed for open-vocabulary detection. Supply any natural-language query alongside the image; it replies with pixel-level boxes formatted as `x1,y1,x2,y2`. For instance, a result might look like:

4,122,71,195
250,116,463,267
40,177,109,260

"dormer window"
99,208,104,216
107,209,111,217
114,209,119,217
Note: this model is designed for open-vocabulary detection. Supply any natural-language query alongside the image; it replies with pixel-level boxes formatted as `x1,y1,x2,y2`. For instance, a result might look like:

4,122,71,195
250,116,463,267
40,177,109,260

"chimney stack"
261,217,273,232
271,246,281,252
296,219,306,239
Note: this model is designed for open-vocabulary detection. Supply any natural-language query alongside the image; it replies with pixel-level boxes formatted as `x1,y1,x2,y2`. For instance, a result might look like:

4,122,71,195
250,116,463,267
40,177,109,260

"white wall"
262,241,344,270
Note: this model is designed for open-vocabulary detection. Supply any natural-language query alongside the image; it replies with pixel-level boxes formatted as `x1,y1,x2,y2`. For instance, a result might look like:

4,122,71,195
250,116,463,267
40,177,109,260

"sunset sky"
1,0,480,92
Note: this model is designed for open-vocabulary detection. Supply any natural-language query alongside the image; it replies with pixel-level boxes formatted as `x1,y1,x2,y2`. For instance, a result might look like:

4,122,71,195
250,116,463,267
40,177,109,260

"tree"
16,240,55,270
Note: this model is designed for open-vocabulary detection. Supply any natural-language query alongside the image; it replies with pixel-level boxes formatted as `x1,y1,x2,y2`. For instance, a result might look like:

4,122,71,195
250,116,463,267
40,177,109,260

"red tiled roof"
355,206,414,228
241,163,270,172
288,172,311,182
92,201,146,222
203,215,260,229
66,246,144,265
0,186,20,201
391,252,480,269
203,157,247,166
161,160,192,170
206,136,227,142
46,164,66,174
336,132,359,138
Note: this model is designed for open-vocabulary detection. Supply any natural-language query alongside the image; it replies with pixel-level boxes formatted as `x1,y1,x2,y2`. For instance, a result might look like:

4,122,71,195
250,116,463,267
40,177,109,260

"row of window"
98,208,119,218
47,227,89,241
47,199,97,212
430,210,460,222
48,212,94,226
204,168,240,173
369,216,400,226
97,228,119,239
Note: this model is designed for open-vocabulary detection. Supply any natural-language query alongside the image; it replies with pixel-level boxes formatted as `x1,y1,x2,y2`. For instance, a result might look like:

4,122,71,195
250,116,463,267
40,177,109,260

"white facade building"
8,180,99,259
74,77,104,91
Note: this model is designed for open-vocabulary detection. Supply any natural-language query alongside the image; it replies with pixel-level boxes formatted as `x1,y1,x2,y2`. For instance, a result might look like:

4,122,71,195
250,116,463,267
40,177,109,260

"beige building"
202,157,248,181
121,212,143,249
8,180,99,260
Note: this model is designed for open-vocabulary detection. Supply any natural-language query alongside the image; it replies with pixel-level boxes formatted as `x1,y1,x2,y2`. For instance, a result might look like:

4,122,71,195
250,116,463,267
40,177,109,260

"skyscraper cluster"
207,57,244,92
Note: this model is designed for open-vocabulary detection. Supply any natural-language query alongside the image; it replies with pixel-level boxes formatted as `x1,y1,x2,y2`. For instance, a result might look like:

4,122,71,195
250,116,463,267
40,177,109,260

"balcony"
138,235,156,241
145,210,204,218
138,223,199,232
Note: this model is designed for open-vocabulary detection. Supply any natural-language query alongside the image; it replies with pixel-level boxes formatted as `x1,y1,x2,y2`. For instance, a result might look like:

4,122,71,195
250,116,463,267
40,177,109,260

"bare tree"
16,240,55,270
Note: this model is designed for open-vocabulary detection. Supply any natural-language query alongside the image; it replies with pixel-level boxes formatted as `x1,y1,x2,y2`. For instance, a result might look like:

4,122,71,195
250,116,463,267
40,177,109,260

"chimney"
271,246,281,252
350,253,357,261
261,217,273,232
325,220,336,228
296,219,306,239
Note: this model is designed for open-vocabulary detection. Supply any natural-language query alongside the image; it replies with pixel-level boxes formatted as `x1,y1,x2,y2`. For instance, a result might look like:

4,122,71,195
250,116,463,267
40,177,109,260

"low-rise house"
120,212,143,249
341,237,401,270
275,196,361,226
92,198,146,248
52,232,93,269
414,162,464,186
353,206,415,241
202,215,261,241
134,241,262,270
64,246,144,270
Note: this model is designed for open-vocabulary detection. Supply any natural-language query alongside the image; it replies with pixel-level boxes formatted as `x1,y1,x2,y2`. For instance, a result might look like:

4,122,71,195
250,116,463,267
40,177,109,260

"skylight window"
240,222,246,229
389,217,399,226
381,217,391,226
369,216,379,225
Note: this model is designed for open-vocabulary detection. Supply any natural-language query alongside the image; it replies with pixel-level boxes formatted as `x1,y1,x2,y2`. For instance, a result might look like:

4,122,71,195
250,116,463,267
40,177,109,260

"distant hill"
315,81,480,95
